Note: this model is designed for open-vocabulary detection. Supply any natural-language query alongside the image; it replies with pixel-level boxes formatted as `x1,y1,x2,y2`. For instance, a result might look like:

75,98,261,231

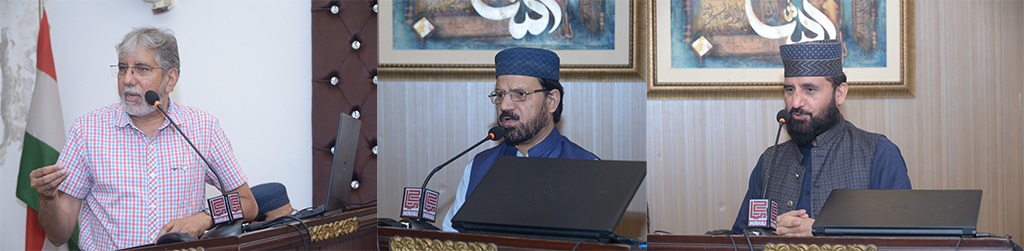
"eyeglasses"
489,88,547,104
110,64,158,78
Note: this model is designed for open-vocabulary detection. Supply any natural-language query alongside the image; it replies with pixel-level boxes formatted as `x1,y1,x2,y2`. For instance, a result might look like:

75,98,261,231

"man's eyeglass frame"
488,88,548,104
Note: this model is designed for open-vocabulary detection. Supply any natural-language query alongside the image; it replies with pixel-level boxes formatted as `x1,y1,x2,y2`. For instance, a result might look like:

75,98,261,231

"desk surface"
122,206,377,251
378,226,638,251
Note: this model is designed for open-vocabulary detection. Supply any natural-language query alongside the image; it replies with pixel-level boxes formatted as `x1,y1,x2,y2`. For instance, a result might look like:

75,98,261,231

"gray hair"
116,27,179,74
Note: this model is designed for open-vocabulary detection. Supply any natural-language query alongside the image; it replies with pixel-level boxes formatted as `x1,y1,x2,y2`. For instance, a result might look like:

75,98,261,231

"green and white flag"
14,9,79,251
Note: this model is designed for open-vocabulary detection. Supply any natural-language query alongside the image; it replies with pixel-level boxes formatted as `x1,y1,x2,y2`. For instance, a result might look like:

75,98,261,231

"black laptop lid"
812,189,982,237
451,156,646,240
325,113,361,212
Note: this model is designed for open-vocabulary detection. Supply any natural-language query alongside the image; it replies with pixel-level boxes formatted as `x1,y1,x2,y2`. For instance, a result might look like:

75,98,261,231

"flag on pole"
14,9,80,251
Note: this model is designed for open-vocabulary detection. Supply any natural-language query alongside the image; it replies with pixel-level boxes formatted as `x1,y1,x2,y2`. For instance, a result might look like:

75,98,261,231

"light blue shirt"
441,151,526,232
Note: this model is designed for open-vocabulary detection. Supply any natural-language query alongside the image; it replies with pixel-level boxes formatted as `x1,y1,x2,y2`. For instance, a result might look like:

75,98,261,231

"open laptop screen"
325,113,361,212
812,189,982,237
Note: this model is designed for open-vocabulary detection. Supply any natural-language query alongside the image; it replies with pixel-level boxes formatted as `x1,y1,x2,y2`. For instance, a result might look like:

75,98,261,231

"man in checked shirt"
28,27,258,250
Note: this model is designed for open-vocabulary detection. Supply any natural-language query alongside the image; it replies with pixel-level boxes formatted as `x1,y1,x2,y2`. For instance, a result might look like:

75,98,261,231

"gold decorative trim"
389,235,498,251
309,217,359,242
764,243,878,251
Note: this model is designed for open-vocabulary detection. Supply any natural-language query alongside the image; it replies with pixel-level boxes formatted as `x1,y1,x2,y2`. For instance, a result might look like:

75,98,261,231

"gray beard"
121,85,159,116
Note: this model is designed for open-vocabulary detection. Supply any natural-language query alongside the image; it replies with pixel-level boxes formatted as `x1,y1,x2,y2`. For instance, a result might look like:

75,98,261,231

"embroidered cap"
779,40,843,77
495,47,560,81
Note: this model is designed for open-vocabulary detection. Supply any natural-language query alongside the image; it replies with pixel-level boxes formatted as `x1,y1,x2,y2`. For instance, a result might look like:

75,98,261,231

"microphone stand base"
401,219,440,231
202,221,245,239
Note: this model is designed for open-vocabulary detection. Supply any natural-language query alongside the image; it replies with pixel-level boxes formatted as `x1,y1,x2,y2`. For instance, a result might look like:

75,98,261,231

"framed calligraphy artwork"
647,0,914,99
379,0,649,82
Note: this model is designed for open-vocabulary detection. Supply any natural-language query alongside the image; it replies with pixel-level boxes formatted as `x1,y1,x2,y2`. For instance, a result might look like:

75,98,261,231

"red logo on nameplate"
401,188,439,221
227,193,244,221
401,188,421,218
208,196,230,224
747,199,779,228
423,190,438,221
748,199,769,227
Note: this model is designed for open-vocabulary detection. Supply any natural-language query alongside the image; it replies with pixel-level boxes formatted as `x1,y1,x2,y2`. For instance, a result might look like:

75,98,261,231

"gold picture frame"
646,0,915,99
379,0,650,83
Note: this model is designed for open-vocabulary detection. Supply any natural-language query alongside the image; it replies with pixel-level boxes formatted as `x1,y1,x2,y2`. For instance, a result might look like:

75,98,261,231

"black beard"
785,98,842,146
500,108,549,145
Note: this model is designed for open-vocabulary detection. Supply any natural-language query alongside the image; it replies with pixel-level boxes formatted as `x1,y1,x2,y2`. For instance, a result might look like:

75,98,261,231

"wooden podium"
647,234,1014,251
123,206,376,251
378,227,638,251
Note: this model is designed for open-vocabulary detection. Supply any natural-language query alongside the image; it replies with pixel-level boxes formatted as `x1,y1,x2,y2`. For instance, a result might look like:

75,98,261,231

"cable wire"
571,241,583,251
742,230,755,251
255,215,312,251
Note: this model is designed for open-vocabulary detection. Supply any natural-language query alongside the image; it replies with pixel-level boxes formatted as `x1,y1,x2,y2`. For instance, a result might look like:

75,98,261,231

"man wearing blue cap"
441,47,598,232
731,40,911,236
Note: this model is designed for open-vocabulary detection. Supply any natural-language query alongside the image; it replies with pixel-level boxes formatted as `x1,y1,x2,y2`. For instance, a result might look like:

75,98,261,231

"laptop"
812,189,982,237
451,156,646,243
324,113,361,214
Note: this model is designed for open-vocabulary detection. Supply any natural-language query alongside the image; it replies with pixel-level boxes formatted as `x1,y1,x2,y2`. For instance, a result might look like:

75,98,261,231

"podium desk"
647,234,1013,251
378,227,637,251
123,206,377,251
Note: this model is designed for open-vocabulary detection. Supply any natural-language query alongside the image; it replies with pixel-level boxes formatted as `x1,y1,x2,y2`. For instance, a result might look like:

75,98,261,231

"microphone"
145,91,245,238
401,126,504,230
748,109,790,231
762,109,791,198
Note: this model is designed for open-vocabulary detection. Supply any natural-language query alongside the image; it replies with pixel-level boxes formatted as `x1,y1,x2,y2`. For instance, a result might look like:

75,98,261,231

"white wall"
0,1,312,249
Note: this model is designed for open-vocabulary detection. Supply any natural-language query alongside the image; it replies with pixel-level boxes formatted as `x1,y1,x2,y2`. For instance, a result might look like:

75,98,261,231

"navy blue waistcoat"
466,126,598,197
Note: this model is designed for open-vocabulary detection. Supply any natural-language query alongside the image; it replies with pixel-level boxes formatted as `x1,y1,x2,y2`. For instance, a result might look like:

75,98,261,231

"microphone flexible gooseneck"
145,91,241,238
745,109,791,235
761,109,791,199
145,91,231,196
411,126,504,229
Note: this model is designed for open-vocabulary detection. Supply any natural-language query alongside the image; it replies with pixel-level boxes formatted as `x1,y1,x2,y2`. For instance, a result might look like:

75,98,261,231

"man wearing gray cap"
441,47,598,232
731,40,911,236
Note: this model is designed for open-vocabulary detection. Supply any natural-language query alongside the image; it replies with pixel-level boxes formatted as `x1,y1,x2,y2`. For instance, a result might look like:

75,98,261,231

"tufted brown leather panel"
311,0,377,209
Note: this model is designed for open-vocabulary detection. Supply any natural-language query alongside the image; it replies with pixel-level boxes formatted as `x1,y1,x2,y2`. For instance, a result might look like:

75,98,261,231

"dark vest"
466,126,598,197
763,120,882,217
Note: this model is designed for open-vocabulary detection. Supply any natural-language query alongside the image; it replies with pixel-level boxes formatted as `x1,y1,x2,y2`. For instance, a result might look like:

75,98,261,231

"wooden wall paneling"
379,81,516,232
559,82,648,238
647,100,782,234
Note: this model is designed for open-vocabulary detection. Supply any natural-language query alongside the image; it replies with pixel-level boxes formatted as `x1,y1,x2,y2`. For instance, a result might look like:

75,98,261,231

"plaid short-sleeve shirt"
57,102,246,250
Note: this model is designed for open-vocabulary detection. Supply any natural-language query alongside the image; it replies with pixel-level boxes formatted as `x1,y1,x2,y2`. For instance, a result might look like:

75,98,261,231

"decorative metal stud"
351,110,361,119
372,75,377,85
351,40,361,50
330,5,339,14
372,4,378,13
351,180,360,190
330,146,335,155
330,76,339,85
371,145,378,155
